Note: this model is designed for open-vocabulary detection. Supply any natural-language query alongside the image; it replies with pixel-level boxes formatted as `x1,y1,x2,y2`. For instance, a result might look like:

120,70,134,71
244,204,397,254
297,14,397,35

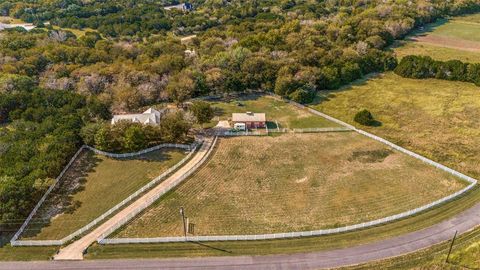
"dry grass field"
113,133,465,238
21,148,187,240
313,72,480,180
205,94,340,129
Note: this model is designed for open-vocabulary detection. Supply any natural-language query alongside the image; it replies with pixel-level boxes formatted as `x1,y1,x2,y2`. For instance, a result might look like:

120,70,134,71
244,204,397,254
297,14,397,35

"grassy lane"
21,148,187,240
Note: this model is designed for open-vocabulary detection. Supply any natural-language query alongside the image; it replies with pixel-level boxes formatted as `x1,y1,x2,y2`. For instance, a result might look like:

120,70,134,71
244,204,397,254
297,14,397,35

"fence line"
9,146,86,244
97,136,219,242
85,143,193,158
10,141,200,246
292,127,352,133
99,96,478,245
101,183,476,243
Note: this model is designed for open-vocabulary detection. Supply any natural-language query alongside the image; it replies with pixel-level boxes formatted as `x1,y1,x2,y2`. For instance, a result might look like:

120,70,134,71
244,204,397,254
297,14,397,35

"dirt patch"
349,149,393,163
411,34,480,52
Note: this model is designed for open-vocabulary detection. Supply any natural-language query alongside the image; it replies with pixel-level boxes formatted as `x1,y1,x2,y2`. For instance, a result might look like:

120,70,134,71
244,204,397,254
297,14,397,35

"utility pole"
446,230,458,263
180,207,187,240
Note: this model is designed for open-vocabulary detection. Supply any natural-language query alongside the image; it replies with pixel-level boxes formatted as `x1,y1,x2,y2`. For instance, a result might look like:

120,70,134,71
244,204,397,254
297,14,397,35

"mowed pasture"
113,133,465,238
21,148,187,240
313,72,480,180
393,15,480,61
206,95,340,129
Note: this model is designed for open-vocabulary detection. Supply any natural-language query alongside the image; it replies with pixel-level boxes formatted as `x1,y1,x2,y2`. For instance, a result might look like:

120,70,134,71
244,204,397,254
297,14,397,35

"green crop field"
20,148,187,240
112,133,465,238
206,94,340,129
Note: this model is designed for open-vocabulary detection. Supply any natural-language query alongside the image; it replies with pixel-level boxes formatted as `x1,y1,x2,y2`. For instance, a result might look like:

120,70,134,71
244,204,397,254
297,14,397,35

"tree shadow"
18,148,176,239
310,73,380,107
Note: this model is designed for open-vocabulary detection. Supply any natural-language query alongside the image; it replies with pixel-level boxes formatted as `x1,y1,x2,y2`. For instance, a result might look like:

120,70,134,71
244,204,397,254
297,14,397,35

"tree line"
394,55,480,86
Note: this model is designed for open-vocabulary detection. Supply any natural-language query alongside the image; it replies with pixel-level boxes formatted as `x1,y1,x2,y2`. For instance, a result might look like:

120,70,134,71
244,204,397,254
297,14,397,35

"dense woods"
395,55,480,85
1,0,480,230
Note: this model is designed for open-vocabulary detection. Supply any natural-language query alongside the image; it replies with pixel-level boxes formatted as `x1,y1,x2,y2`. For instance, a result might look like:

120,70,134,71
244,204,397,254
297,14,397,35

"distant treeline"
394,55,480,86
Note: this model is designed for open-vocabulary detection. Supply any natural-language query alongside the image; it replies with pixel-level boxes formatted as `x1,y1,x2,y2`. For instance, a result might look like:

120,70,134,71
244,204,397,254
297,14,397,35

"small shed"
232,112,266,129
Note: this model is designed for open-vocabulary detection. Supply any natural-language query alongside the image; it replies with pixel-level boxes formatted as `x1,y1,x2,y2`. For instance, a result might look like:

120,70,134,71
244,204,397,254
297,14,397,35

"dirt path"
53,137,215,260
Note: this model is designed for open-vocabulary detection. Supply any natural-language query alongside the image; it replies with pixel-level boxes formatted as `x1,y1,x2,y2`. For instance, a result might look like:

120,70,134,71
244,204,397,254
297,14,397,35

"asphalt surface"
2,202,479,270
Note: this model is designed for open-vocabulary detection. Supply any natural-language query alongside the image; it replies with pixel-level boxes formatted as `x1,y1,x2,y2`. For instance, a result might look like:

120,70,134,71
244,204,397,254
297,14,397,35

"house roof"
111,107,164,125
232,112,266,122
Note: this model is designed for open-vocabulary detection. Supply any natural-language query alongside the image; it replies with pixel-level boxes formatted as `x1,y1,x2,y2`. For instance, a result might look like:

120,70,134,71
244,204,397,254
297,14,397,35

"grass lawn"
205,94,340,129
20,148,187,240
112,133,465,238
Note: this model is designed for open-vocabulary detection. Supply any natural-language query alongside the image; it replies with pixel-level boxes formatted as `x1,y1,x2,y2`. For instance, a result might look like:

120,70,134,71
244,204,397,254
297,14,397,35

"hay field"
313,72,480,179
21,148,187,240
113,133,465,238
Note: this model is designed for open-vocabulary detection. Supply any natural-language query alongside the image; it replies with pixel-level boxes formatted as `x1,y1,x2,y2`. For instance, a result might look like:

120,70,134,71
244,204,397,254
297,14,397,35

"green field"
393,14,480,62
112,133,464,238
206,95,340,129
393,41,480,63
428,19,480,42
20,148,187,240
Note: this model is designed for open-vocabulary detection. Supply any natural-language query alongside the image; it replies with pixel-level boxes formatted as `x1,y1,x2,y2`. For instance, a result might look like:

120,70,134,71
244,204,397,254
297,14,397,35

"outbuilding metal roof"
232,112,266,122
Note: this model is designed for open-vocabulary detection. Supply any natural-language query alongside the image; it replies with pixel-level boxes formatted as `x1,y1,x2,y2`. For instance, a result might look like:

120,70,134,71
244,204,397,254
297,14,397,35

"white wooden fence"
96,137,219,242
10,141,200,246
98,96,478,244
99,180,476,244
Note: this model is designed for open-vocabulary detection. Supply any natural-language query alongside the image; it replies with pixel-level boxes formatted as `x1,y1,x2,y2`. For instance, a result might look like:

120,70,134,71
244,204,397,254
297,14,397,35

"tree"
190,101,214,126
160,112,191,142
354,109,375,126
123,124,147,151
166,71,195,106
94,125,114,151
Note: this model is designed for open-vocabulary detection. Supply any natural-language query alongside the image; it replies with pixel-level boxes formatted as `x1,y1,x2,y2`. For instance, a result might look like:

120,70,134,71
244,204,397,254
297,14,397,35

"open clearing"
112,133,465,238
206,94,340,129
20,148,187,240
313,72,480,180
393,40,480,63
393,15,480,61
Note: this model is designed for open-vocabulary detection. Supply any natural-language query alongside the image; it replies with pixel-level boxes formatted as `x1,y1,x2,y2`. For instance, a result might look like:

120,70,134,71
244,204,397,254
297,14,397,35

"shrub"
354,109,375,126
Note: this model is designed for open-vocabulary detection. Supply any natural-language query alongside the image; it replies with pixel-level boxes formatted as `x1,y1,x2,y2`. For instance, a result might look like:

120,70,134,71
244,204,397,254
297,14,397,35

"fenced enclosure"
10,141,200,246
96,136,219,242
99,98,477,245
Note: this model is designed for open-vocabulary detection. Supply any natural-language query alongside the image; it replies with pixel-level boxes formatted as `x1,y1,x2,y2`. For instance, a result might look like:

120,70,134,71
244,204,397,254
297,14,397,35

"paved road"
53,137,215,260
3,201,479,269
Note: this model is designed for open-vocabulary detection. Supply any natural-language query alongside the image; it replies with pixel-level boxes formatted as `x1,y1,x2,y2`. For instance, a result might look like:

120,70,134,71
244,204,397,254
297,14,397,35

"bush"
354,109,375,126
